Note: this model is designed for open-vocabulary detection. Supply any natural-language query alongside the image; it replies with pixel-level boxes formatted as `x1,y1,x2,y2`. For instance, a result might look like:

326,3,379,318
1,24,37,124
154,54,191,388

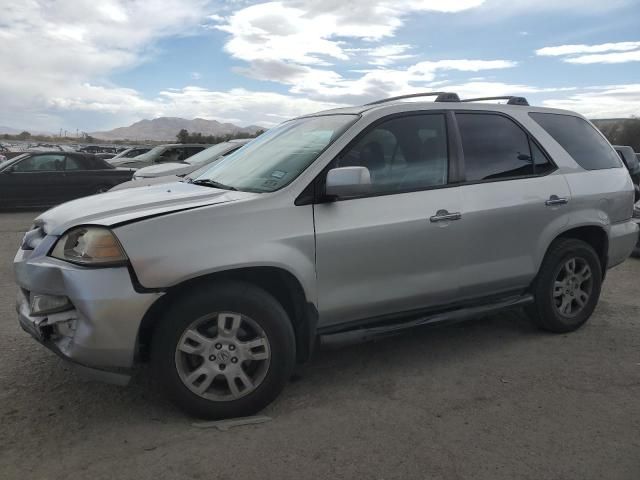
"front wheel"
151,282,296,419
527,238,602,333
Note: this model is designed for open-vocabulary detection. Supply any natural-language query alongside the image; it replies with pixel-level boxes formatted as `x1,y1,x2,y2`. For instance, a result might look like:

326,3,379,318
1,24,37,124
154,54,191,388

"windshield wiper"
192,178,238,191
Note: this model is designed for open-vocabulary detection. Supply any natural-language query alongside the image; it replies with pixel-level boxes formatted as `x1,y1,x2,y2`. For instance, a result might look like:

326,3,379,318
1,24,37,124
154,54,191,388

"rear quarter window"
529,112,622,170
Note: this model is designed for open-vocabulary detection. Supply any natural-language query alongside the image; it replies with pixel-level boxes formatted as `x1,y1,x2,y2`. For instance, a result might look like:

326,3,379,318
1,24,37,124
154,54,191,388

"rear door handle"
430,209,462,222
545,195,569,206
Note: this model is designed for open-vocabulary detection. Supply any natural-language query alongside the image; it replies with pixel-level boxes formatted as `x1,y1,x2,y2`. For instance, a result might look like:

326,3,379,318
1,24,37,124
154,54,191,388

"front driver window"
13,154,65,172
335,114,449,195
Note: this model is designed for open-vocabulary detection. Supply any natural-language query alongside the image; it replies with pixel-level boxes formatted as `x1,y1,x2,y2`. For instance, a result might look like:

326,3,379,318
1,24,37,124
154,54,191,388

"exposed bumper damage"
14,236,162,385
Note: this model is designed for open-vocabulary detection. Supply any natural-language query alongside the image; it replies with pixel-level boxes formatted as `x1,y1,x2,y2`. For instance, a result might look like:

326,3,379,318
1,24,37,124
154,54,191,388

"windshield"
186,142,237,166
193,115,358,192
140,146,165,158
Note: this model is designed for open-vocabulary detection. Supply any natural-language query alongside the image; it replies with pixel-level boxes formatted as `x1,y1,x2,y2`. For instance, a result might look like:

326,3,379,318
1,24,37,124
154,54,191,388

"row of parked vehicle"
0,140,251,208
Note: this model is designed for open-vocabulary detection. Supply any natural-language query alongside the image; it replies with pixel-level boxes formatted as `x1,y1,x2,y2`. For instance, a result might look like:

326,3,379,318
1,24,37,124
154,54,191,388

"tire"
150,281,296,419
526,238,602,333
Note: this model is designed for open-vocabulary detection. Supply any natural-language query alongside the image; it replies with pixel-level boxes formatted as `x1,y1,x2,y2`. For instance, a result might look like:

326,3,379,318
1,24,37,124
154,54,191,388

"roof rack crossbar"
461,96,530,106
365,92,460,106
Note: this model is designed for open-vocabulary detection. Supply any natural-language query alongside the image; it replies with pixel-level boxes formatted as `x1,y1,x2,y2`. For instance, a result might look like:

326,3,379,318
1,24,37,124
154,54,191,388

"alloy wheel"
552,257,593,318
174,312,271,401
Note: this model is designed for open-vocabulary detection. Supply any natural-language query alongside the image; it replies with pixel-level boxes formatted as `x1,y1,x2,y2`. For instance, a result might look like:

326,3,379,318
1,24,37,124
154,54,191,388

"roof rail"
461,96,530,106
365,92,461,106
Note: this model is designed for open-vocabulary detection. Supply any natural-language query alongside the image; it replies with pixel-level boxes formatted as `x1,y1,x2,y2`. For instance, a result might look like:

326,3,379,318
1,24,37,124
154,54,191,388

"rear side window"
457,113,540,181
529,113,622,170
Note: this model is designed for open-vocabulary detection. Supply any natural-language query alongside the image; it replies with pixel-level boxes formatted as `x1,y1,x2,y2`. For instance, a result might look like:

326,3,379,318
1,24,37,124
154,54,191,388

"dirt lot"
0,211,639,480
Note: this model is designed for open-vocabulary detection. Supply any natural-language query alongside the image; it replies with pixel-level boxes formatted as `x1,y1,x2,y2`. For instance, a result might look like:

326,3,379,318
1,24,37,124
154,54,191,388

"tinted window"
529,113,622,170
335,114,448,194
457,113,534,181
13,154,65,172
65,155,85,170
531,141,555,175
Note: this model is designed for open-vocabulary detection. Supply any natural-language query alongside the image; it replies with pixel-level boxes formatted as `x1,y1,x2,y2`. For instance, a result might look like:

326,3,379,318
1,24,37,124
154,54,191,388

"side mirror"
325,166,372,198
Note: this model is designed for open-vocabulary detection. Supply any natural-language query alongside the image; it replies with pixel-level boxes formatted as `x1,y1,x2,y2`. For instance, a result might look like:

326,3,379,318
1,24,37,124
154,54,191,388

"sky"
1,0,640,133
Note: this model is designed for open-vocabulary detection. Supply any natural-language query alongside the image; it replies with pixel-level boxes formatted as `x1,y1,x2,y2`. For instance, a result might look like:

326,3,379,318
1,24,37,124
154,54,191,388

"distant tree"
175,129,265,145
17,131,31,140
85,135,95,143
595,118,640,152
177,129,189,144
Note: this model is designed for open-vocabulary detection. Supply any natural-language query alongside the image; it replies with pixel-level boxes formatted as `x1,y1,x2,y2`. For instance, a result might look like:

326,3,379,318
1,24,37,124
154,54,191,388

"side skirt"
319,294,534,347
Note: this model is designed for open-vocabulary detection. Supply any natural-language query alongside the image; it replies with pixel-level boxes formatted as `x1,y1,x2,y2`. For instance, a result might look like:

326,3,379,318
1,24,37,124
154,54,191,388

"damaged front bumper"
14,234,163,385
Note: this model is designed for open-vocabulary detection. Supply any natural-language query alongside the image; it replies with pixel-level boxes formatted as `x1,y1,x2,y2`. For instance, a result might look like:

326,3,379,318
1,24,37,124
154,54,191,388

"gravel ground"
1,211,639,480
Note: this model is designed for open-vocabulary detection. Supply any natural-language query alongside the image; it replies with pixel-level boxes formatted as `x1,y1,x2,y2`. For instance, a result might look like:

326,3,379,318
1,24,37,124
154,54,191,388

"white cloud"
2,0,638,132
155,87,346,126
543,84,640,118
215,1,487,70
0,0,213,128
537,41,640,57
565,50,640,64
191,72,203,80
367,44,416,66
536,41,640,65
285,59,517,102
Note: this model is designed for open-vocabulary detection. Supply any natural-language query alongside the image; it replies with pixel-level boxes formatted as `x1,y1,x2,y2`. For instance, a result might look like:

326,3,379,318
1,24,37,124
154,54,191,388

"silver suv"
14,93,639,419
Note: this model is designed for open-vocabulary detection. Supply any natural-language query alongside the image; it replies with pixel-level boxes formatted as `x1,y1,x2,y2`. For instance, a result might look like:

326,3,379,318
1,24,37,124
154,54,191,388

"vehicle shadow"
0,307,550,437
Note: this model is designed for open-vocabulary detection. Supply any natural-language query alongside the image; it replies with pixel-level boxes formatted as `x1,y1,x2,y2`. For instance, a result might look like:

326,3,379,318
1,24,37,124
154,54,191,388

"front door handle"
545,195,569,206
430,209,462,223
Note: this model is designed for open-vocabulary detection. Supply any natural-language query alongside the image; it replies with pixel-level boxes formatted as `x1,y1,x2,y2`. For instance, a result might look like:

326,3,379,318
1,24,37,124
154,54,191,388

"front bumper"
14,235,162,383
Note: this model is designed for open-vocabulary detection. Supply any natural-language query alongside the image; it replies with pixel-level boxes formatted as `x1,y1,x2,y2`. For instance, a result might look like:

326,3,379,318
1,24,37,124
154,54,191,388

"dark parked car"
0,152,134,208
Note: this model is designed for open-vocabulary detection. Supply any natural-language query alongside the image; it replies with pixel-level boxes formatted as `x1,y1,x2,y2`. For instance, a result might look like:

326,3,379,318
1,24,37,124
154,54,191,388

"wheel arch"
538,224,608,281
135,266,318,365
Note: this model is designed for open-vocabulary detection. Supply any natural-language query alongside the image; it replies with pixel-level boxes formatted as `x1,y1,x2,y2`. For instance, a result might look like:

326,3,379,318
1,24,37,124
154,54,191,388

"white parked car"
111,139,251,191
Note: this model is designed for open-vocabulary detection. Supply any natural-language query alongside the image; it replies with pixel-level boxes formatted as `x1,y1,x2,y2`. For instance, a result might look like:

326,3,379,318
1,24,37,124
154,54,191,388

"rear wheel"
151,282,296,419
527,238,602,333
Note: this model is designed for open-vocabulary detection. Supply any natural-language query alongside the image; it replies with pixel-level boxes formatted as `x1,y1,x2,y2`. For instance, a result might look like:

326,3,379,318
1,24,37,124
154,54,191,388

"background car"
110,140,251,191
0,151,134,208
107,146,152,163
109,144,208,169
133,139,250,179
613,145,640,185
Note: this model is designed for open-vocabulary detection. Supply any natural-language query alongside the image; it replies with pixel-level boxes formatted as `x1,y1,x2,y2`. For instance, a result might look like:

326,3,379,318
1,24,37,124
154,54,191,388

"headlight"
50,227,128,266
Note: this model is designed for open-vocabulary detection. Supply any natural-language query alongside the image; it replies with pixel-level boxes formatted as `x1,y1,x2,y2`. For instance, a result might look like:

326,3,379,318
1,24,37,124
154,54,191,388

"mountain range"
90,117,264,141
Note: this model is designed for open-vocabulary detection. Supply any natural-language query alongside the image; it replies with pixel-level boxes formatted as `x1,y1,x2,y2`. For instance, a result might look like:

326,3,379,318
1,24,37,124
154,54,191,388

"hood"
135,162,194,178
110,175,181,191
36,181,258,235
